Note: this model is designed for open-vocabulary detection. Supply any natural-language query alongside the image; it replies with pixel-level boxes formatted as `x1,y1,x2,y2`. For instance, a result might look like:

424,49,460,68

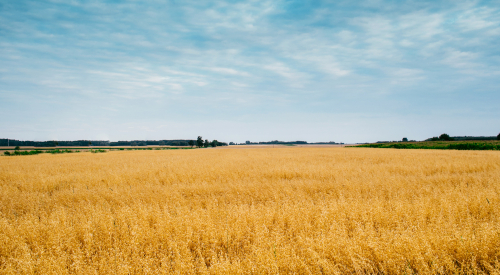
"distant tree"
430,137,439,141
14,146,20,151
402,137,408,142
159,141,165,146
88,141,92,147
211,140,218,147
497,133,500,140
204,139,209,148
439,133,454,141
188,140,194,148
55,141,59,147
196,136,203,148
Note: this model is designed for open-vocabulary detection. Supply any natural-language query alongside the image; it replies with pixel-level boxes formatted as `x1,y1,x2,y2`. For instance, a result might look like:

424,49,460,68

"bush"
46,149,72,154
4,151,11,156
14,146,20,151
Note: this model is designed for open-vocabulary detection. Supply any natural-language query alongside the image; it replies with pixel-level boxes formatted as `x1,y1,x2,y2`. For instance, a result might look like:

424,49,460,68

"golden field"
0,148,499,274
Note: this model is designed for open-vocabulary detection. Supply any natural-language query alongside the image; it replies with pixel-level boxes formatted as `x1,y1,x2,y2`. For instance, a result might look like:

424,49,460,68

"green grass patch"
352,140,500,150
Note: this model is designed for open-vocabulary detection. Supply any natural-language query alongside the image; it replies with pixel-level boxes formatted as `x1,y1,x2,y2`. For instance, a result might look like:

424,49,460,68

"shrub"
46,149,72,154
4,151,11,156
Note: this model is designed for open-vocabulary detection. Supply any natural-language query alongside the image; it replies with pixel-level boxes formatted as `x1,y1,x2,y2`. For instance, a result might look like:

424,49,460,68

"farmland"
1,148,499,274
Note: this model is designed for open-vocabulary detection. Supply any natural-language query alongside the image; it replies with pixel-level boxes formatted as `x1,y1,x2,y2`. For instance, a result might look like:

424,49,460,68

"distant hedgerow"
4,150,44,156
354,141,500,150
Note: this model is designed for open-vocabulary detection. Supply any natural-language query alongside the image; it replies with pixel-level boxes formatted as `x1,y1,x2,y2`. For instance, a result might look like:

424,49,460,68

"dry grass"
1,148,499,274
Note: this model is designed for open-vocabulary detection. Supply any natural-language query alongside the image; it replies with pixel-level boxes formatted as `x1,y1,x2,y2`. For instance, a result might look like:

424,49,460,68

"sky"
1,0,499,143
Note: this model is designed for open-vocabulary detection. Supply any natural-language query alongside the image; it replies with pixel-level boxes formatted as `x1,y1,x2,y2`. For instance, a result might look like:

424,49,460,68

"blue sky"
1,0,499,143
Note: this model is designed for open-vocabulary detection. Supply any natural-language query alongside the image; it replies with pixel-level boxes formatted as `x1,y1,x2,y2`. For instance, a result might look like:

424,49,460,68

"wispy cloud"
205,67,251,77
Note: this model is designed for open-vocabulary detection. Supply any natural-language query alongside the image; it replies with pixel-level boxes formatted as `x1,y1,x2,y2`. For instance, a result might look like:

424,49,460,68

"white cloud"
457,7,499,32
205,67,251,77
442,49,479,69
388,68,425,85
263,62,309,87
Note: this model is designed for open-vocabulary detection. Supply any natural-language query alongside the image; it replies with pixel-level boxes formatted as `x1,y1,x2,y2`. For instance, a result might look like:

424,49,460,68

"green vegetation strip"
3,149,76,156
3,147,194,156
353,141,500,150
0,147,192,151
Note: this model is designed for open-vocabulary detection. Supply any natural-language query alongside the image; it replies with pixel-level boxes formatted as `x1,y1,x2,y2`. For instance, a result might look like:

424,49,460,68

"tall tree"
204,139,209,148
211,140,218,147
439,133,453,141
196,136,203,148
497,133,500,140
188,140,194,148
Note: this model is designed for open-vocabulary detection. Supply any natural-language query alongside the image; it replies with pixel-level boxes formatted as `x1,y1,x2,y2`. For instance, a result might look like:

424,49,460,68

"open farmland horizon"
2,133,499,148
1,147,499,274
2,1,499,273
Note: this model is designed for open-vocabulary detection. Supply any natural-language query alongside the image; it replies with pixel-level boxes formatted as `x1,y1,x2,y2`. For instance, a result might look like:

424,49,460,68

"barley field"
1,148,499,274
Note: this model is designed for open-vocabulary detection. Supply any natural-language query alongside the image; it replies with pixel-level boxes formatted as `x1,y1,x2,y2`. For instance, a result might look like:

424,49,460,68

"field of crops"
1,148,499,274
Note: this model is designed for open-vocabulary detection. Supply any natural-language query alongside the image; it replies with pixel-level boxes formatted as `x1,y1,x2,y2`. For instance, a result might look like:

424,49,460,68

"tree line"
193,136,226,148
0,138,228,147
426,133,500,142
